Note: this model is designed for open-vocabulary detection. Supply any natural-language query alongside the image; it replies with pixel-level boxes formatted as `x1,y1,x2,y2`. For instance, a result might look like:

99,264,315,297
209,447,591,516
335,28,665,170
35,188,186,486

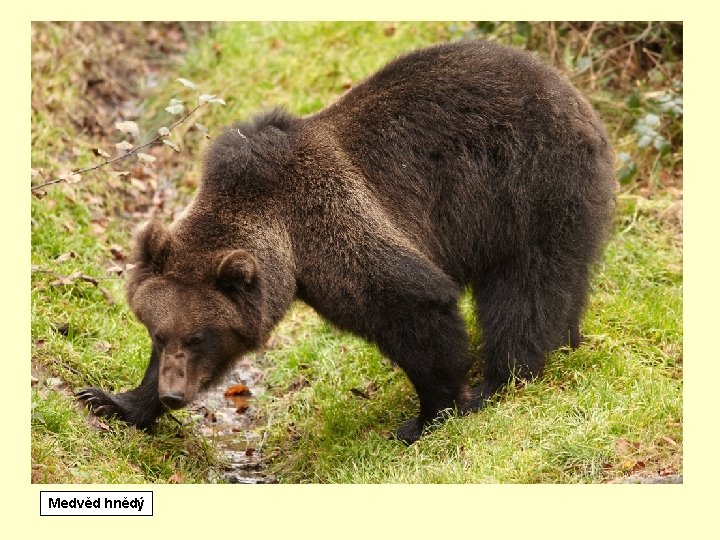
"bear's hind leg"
470,249,579,409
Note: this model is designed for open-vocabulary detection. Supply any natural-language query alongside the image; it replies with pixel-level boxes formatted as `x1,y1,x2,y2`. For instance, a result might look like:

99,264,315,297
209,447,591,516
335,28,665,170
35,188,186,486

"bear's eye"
187,335,204,346
153,334,167,346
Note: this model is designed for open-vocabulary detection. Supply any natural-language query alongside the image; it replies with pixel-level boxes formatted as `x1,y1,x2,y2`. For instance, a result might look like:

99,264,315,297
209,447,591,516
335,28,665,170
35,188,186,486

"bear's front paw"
76,387,125,419
395,417,424,445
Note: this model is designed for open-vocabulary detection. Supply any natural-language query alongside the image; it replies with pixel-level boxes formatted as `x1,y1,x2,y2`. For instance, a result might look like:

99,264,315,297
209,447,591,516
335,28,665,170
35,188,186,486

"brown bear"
77,40,615,443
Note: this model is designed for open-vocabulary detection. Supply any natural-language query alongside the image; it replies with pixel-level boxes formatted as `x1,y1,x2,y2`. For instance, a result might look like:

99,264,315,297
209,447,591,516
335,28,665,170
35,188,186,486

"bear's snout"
159,392,187,410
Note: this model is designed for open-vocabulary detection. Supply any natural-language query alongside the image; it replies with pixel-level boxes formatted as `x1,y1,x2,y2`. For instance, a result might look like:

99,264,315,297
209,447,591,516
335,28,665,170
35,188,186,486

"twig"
31,102,205,192
32,266,118,304
577,21,599,60
31,266,122,281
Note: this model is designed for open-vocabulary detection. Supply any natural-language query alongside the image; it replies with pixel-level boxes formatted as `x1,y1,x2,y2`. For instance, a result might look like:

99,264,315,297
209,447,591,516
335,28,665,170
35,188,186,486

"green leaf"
617,154,638,185
626,93,641,110
563,43,574,71
475,22,496,34
653,137,671,155
514,21,531,39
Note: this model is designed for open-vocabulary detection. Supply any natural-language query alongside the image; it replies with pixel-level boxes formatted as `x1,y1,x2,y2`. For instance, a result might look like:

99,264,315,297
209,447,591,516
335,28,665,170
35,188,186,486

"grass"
31,21,682,484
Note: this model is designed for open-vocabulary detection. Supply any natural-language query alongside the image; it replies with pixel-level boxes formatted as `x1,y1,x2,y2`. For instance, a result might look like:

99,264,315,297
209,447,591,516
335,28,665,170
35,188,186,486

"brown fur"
77,40,615,443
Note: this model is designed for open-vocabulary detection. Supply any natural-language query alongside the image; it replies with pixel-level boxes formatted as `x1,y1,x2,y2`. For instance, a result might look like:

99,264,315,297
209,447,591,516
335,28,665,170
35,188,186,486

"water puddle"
189,356,275,484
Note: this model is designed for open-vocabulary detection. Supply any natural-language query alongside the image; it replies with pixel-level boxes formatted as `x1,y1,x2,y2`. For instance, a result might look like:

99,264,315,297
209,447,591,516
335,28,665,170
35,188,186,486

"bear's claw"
76,388,122,417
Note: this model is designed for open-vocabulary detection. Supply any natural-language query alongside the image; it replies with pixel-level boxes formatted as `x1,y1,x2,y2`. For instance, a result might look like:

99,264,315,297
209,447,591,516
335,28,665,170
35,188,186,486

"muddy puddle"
188,356,275,484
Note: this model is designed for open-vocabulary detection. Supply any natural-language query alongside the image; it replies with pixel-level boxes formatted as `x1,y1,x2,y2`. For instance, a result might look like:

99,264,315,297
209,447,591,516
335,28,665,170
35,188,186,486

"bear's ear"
217,249,259,292
132,220,171,272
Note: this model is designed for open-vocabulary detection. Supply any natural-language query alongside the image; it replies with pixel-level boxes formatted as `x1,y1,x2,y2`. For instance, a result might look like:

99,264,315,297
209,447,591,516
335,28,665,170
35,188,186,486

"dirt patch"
190,356,275,484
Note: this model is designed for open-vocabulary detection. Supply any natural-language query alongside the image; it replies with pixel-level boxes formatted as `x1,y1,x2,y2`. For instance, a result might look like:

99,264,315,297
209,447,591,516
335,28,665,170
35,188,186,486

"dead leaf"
54,251,76,263
46,377,63,390
615,438,640,454
661,436,679,447
163,139,180,152
350,382,377,400
87,414,111,431
115,141,133,152
137,153,156,165
288,376,309,392
232,397,249,413
109,245,127,261
224,384,251,397
115,120,139,138
94,341,112,353
54,322,70,336
51,270,82,286
106,264,124,275
165,100,185,115
59,172,82,184
129,177,147,192
658,467,677,476
92,148,111,159
168,471,185,484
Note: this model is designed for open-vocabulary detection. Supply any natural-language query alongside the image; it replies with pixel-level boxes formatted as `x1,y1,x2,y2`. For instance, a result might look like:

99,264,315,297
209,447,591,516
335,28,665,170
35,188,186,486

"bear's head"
126,220,265,410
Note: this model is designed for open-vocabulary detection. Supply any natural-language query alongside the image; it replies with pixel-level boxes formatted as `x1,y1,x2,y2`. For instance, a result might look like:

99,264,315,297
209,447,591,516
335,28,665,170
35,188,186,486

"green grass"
31,22,682,484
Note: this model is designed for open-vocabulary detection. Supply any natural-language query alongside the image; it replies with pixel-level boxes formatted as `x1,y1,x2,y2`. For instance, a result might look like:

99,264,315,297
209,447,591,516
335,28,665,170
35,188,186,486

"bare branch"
31,103,205,192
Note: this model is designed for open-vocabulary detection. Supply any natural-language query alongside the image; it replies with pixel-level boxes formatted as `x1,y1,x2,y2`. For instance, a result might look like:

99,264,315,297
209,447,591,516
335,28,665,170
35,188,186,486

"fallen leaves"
224,384,251,397
54,251,77,263
224,383,252,413
350,382,378,400
32,266,115,304
87,414,111,431
109,244,127,261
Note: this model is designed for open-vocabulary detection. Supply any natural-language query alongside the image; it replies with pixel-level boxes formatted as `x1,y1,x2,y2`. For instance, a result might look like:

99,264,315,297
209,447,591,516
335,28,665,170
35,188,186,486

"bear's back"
307,40,613,273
